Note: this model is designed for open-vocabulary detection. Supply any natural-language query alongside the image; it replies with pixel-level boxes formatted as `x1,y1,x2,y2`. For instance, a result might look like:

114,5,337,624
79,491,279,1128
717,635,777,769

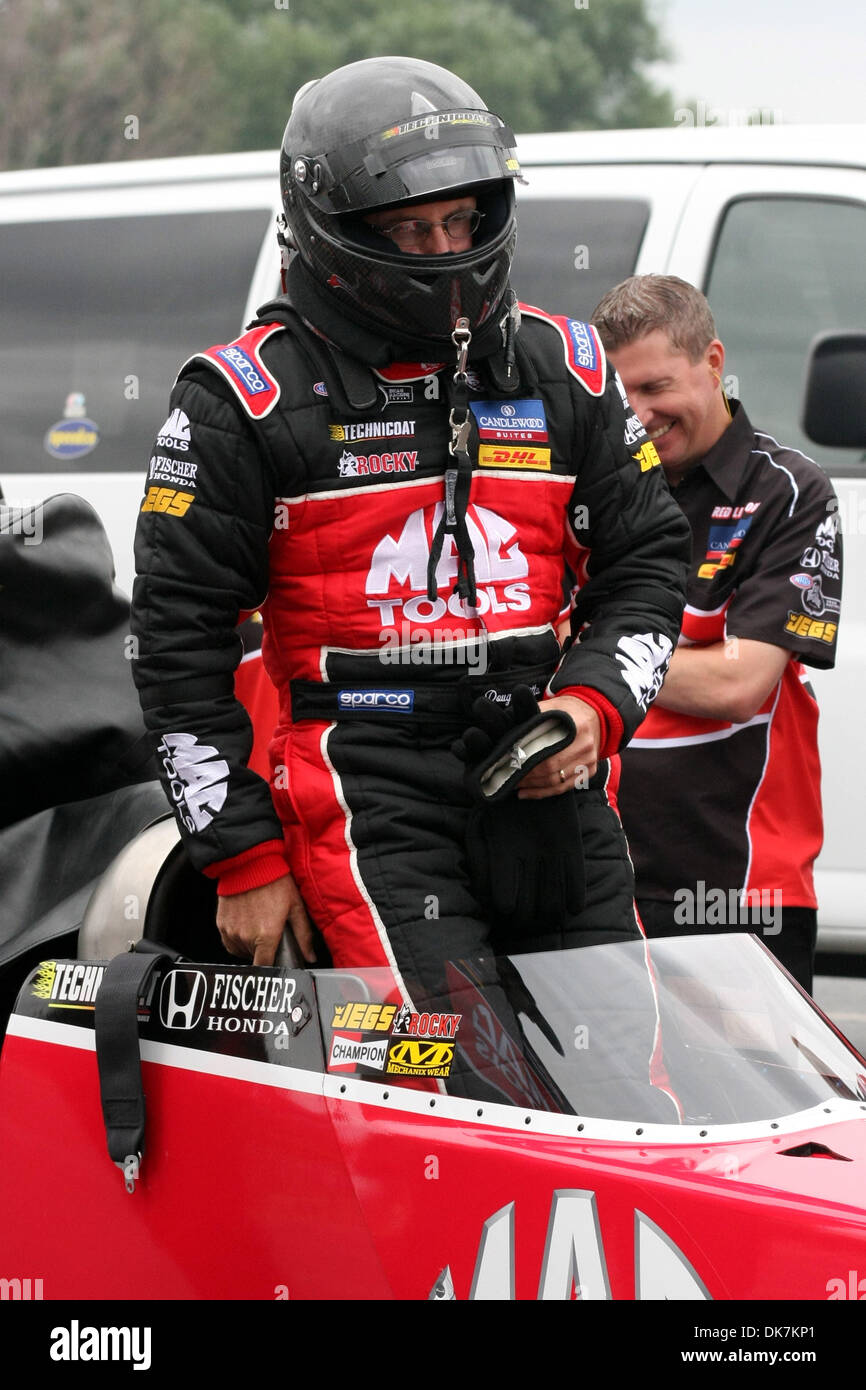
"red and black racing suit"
130,303,690,1008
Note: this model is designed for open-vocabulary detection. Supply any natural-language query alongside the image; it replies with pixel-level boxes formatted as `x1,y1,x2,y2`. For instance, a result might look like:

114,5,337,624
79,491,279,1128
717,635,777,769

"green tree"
0,0,675,169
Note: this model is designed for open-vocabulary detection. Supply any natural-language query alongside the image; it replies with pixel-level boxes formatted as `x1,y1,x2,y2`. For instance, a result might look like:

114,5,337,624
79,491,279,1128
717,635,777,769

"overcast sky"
651,0,865,124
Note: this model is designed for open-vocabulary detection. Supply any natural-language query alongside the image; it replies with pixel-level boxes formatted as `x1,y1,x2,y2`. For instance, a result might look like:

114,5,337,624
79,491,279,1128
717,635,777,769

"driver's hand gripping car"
130,56,690,1010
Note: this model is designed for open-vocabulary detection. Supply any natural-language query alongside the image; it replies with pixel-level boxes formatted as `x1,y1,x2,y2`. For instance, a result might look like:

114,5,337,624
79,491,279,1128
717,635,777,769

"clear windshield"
314,934,866,1126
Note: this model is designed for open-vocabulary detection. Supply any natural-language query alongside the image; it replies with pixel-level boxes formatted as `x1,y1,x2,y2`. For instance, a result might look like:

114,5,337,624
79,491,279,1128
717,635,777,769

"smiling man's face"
607,328,730,485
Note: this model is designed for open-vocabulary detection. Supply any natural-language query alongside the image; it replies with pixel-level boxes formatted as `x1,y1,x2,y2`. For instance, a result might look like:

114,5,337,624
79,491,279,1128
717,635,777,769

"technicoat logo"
157,732,229,833
155,408,191,452
615,632,673,711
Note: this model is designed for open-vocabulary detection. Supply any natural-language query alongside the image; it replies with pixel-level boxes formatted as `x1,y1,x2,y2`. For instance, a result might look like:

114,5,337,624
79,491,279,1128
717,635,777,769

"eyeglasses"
372,208,484,250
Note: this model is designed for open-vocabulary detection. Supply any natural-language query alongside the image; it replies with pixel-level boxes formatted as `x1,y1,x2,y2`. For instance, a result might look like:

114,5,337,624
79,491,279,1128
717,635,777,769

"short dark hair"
592,275,717,362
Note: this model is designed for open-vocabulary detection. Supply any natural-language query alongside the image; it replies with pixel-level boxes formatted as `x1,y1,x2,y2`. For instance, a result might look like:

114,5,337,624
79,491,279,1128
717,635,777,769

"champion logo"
155,408,192,452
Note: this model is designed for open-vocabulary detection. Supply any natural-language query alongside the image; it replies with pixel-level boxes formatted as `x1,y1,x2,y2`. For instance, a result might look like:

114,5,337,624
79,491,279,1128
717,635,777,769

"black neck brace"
284,256,510,366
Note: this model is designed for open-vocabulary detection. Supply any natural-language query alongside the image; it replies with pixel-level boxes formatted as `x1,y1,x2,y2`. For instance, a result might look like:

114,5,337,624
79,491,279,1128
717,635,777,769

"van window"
511,199,649,320
705,196,866,476
1,208,272,474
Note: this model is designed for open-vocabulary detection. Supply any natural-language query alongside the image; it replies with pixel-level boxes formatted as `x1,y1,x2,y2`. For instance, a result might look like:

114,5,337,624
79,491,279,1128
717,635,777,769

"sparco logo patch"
470,398,548,442
217,346,269,394
337,689,415,712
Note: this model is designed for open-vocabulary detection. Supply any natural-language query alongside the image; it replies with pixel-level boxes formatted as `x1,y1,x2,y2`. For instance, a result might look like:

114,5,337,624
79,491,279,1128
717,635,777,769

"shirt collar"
682,399,753,502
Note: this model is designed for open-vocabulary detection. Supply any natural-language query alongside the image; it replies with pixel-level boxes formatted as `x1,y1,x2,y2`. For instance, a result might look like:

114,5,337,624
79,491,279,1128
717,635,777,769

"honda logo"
159,969,207,1030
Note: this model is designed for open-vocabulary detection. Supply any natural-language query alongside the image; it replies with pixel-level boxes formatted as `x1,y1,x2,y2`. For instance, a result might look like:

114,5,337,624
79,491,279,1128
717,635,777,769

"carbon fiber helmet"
280,57,522,344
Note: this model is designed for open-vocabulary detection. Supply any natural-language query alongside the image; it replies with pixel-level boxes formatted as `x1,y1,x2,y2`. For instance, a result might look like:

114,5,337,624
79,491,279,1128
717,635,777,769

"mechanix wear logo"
385,1038,455,1077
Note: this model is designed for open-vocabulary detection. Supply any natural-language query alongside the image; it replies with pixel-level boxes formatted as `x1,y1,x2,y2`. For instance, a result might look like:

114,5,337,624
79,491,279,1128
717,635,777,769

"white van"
1,125,864,948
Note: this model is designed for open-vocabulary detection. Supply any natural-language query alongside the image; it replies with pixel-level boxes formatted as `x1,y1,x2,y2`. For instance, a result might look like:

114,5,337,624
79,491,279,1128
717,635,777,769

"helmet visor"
303,110,522,214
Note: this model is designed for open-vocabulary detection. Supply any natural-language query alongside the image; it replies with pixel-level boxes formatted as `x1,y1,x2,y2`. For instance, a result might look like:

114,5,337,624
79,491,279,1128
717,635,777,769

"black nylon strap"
290,663,556,723
94,948,173,1187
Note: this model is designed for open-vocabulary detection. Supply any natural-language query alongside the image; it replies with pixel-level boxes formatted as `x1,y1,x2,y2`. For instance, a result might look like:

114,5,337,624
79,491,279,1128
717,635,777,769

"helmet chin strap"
276,214,295,295
426,316,478,608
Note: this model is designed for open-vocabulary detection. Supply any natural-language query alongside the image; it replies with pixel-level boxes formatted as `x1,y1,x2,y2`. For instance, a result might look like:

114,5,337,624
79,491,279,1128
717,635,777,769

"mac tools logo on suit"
365,505,531,624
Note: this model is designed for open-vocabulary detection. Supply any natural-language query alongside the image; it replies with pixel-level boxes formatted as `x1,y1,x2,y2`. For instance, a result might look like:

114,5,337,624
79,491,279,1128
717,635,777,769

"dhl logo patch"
478,445,551,471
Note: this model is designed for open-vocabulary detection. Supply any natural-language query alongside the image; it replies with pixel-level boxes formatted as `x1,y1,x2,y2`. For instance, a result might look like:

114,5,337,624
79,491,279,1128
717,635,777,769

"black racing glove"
453,685,577,803
453,686,586,928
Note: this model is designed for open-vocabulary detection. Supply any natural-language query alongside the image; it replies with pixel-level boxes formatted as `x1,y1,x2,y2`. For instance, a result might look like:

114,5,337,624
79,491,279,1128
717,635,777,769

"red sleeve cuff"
555,685,624,760
202,840,291,897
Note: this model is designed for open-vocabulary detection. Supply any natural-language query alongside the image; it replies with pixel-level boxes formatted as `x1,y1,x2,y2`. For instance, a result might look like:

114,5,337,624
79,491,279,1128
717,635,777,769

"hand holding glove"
453,686,586,929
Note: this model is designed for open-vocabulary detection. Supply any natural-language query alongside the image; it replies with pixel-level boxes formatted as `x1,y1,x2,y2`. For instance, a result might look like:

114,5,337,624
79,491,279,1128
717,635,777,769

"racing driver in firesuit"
130,57,691,1017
